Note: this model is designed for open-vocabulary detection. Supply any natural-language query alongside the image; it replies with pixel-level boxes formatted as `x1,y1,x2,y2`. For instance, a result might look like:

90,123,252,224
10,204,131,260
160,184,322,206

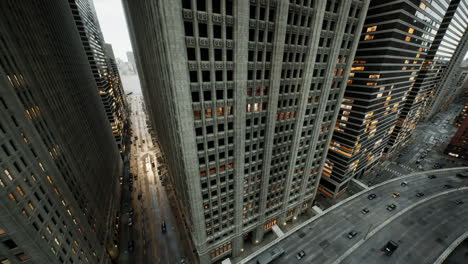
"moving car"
347,231,357,239
361,208,370,215
128,240,134,251
386,204,397,211
455,200,464,205
381,240,398,256
296,250,306,260
161,221,167,233
391,192,400,198
416,192,424,197
367,194,377,200
456,171,468,178
428,175,437,179
444,184,453,189
400,181,407,186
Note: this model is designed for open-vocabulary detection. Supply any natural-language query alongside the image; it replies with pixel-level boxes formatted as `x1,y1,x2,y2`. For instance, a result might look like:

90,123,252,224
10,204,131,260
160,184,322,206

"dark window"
3,239,18,249
226,49,233,61
187,48,196,60
192,91,200,102
196,127,203,136
226,0,233,15
227,71,233,81
199,23,208,37
213,24,222,38
202,71,210,82
216,70,223,81
226,26,233,39
201,48,209,60
203,90,211,101
182,0,191,9
216,90,224,100
207,126,214,134
227,89,233,98
212,0,221,13
184,22,194,36
259,7,265,20
269,8,275,22
197,0,206,11
215,49,222,61
218,124,225,132
190,71,198,82
250,7,256,19
249,29,255,41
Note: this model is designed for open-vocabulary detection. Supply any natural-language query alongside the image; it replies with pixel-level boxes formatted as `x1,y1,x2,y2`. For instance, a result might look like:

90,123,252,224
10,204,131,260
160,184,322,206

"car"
416,192,424,197
347,231,358,239
381,240,398,256
367,194,377,200
295,250,306,260
455,200,464,205
128,220,133,227
444,184,453,189
428,175,437,179
415,160,421,164
386,204,397,211
128,208,134,216
128,240,134,251
361,208,370,214
391,192,400,198
161,221,167,233
456,171,468,178
401,181,408,186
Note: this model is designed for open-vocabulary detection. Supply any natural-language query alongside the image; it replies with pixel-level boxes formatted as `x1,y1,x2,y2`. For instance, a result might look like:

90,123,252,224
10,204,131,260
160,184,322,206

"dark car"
444,184,453,189
386,204,397,211
295,250,305,260
428,175,437,179
161,221,167,233
361,208,370,215
381,240,398,256
416,192,424,197
455,200,464,205
347,231,358,239
128,240,134,251
367,194,377,200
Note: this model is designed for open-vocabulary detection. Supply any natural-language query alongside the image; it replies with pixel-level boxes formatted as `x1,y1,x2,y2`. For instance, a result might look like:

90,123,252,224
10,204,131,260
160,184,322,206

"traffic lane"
340,190,468,264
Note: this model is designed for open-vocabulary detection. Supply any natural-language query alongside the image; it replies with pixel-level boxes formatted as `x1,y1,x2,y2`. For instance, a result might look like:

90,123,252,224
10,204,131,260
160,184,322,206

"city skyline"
0,1,467,264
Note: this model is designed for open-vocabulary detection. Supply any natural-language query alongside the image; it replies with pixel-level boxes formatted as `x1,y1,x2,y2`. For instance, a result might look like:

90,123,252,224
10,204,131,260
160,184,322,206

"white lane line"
332,187,468,264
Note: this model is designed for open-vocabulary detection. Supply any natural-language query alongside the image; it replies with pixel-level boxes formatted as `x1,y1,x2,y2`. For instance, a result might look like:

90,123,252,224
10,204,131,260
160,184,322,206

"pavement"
240,167,468,264
117,74,189,264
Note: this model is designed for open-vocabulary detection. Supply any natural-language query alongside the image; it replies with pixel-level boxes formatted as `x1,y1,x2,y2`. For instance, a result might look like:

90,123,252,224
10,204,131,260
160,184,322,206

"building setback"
322,0,459,197
68,0,129,154
123,0,369,262
0,1,122,264
388,0,468,151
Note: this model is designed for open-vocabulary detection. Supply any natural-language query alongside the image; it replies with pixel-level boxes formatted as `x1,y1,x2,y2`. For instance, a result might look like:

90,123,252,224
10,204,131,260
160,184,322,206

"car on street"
347,231,357,239
400,181,407,186
367,193,377,200
128,208,134,216
386,204,397,211
416,192,424,197
444,184,453,189
456,171,468,178
391,192,400,198
128,219,133,227
295,250,306,260
381,240,398,256
428,175,437,179
128,240,134,251
455,200,464,205
161,221,167,233
361,208,370,214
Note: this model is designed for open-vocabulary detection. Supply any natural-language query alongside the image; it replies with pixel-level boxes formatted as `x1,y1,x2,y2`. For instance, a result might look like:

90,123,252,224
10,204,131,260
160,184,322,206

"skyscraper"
321,0,465,197
0,1,122,263
126,51,137,74
388,0,468,151
68,0,129,154
123,0,369,262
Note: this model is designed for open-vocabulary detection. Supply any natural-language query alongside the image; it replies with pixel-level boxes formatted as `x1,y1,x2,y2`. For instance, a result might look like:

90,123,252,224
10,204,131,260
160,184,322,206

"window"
15,253,29,261
212,0,221,13
3,239,17,249
419,2,426,9
197,0,206,11
184,22,194,36
364,35,374,40
369,74,380,79
190,71,198,82
201,48,209,60
194,110,202,120
199,23,208,37
408,27,414,34
213,24,222,38
202,71,210,82
187,48,196,60
405,36,411,41
0,227,5,235
366,26,377,32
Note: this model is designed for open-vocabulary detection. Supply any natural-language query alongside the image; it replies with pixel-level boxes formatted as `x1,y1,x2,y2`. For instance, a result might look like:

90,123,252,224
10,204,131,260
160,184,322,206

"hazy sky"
94,0,132,61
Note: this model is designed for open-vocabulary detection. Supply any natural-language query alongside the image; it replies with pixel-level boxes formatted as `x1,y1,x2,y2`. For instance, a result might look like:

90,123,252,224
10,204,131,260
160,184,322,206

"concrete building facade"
321,0,464,197
123,0,369,262
0,1,122,263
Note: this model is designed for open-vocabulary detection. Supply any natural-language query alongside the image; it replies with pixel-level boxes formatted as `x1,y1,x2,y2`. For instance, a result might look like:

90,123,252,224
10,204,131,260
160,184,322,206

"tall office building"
123,0,369,262
0,1,122,264
126,51,137,74
388,0,468,151
445,114,468,160
68,0,129,154
322,0,455,197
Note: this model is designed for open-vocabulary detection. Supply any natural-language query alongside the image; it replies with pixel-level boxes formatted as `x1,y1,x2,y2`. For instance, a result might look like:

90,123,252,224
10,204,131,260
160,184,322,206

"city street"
241,167,468,264
118,75,187,264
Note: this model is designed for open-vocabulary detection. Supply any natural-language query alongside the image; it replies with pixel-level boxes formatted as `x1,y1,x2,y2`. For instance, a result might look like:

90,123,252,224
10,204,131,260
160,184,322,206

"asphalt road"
119,74,187,264
241,167,468,264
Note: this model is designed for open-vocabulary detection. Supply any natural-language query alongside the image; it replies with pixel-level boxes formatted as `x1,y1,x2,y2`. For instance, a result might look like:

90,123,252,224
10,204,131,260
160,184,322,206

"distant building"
0,1,122,263
68,0,129,154
123,0,370,262
445,115,468,160
126,51,137,73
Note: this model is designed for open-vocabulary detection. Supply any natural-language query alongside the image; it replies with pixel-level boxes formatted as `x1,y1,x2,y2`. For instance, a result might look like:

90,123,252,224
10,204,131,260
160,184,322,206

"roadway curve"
241,167,468,264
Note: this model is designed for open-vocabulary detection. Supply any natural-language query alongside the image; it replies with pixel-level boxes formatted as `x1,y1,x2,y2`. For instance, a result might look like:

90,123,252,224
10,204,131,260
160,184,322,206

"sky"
94,0,132,61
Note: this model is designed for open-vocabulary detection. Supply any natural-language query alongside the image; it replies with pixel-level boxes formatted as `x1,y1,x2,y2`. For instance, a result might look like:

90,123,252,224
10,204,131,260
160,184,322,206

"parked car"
296,250,306,260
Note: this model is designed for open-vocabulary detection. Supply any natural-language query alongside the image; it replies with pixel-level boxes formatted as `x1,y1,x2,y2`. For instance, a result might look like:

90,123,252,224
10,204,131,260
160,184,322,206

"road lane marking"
332,187,468,264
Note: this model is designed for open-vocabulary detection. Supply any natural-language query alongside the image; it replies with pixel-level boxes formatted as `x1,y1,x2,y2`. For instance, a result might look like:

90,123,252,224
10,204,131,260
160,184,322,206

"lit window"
347,79,353,84
408,28,414,34
405,36,411,41
16,186,24,196
0,228,5,235
366,26,377,32
367,82,378,86
205,108,212,118
351,66,365,71
8,193,17,203
364,35,374,40
3,169,13,181
193,110,201,120
420,2,426,9
217,107,224,116
369,74,380,79
28,201,35,210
